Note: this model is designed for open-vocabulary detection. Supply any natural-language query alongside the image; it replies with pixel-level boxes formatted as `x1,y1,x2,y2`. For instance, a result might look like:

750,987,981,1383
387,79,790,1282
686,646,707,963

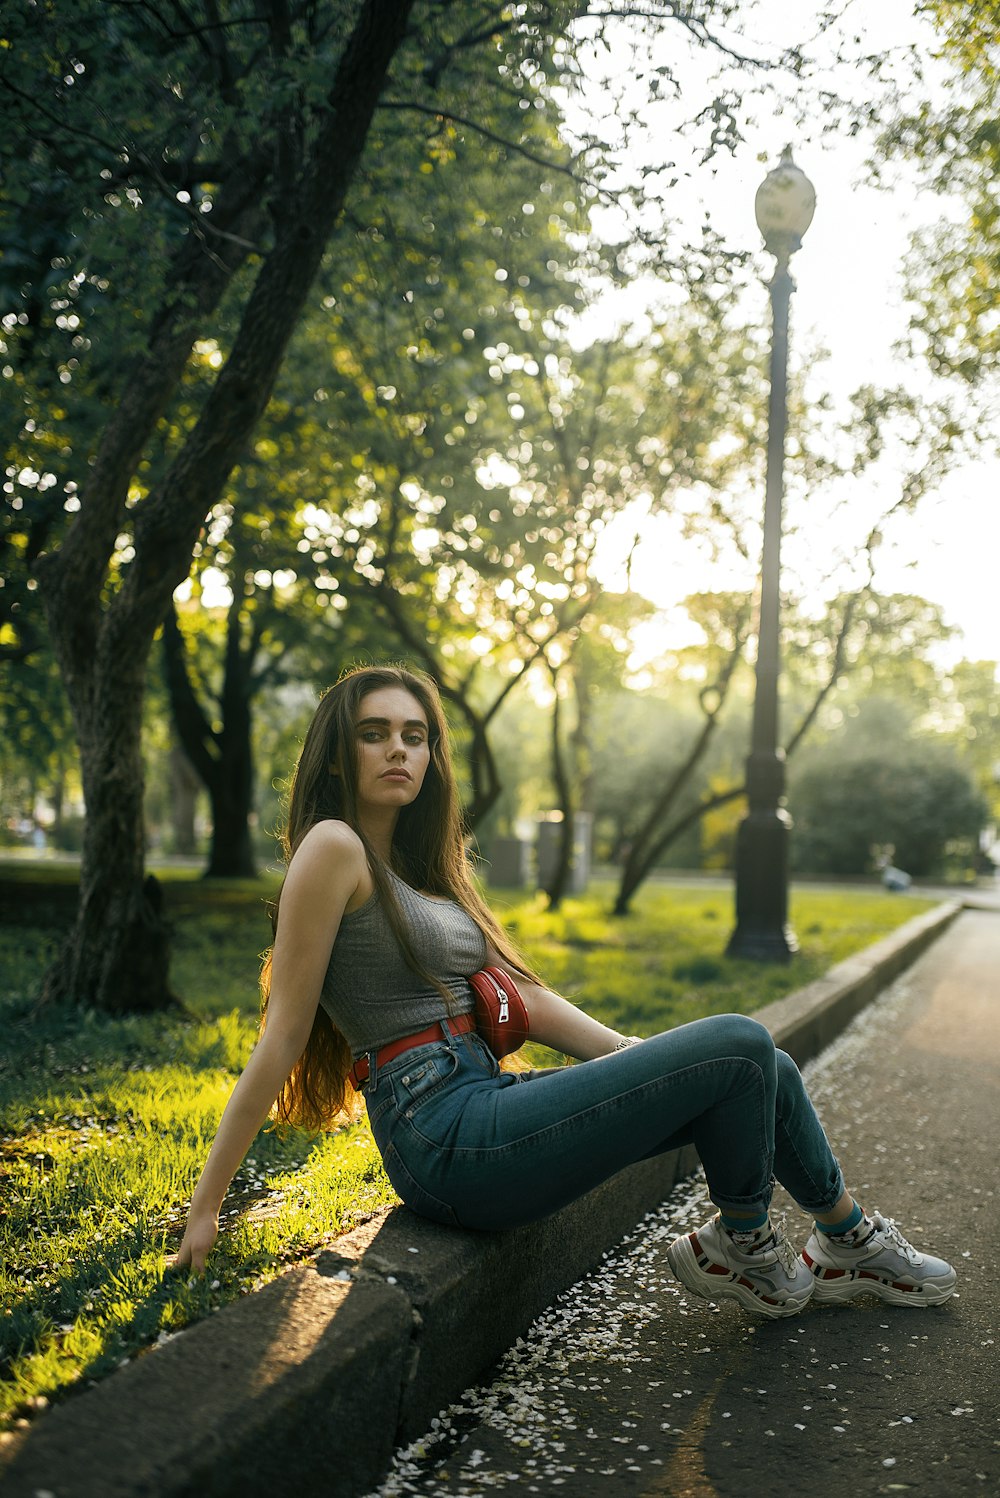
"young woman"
172,666,956,1318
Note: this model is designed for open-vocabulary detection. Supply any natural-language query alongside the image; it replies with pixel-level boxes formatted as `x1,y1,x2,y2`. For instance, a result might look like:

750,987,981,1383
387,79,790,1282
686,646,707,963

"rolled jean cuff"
711,1201,771,1221
710,1193,772,1217
711,1158,845,1219
708,1170,774,1218
792,1166,847,1216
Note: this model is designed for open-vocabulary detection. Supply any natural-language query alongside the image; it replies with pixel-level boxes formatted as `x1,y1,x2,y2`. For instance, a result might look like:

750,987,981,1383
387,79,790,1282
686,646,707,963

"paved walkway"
371,907,1000,1497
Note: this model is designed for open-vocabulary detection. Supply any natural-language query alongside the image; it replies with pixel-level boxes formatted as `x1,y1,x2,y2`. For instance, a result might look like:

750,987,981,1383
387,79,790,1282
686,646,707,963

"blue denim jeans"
363,1013,844,1231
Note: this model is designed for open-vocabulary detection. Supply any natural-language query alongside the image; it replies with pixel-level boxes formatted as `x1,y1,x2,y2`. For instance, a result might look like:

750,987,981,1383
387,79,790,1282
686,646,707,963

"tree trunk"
613,617,749,916
204,779,256,877
612,714,724,916
610,594,865,915
162,603,258,878
169,741,200,857
40,644,177,1011
38,0,416,1009
612,785,747,917
203,681,256,879
572,667,594,816
212,603,258,877
464,719,503,832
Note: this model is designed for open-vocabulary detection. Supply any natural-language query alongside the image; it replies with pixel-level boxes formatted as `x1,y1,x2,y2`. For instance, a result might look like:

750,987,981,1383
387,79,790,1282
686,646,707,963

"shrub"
790,741,985,877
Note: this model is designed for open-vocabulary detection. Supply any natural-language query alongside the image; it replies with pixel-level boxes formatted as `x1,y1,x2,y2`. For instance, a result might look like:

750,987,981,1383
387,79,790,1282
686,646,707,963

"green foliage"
789,698,987,877
587,691,717,862
153,60,597,837
946,658,1000,823
783,592,956,710
477,585,988,887
477,605,752,869
0,640,76,820
0,0,986,984
878,2,1000,393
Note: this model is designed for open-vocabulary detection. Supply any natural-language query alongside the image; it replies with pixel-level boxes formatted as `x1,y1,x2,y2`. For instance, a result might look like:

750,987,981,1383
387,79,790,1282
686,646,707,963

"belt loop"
367,1049,379,1091
443,1016,463,1050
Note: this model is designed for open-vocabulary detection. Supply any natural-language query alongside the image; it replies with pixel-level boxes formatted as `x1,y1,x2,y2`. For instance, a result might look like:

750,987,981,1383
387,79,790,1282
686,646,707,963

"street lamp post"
727,147,815,961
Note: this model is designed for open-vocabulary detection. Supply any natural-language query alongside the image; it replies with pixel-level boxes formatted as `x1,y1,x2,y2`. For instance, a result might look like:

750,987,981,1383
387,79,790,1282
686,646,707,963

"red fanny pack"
469,966,530,1058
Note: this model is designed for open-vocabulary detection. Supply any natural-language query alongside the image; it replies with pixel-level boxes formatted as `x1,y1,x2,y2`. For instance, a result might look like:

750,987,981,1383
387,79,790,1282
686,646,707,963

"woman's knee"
697,1013,776,1068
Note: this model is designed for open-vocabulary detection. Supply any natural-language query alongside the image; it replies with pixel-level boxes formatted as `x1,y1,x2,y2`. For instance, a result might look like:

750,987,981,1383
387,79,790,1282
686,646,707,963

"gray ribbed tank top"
319,868,487,1058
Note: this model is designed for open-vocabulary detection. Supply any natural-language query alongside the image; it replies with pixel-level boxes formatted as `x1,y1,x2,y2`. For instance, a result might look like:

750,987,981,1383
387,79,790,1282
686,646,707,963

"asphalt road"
371,906,1000,1498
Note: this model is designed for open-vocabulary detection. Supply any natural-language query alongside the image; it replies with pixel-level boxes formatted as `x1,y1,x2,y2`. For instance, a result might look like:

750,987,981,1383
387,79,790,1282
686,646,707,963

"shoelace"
874,1214,922,1265
768,1229,798,1275
754,1228,802,1276
726,1220,798,1274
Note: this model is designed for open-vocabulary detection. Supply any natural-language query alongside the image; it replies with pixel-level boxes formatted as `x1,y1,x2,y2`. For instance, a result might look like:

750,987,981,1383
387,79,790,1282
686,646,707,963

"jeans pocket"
391,1047,460,1117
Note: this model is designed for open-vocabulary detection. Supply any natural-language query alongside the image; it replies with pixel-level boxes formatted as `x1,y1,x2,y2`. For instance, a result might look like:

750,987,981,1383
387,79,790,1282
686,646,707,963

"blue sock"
720,1210,769,1233
817,1202,864,1236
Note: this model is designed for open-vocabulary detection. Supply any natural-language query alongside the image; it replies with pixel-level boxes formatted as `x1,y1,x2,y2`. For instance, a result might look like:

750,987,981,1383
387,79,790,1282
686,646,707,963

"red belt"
349,1012,476,1090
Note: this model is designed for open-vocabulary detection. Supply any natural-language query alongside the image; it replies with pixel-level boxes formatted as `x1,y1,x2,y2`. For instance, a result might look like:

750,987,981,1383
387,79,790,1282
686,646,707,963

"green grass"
0,877,936,1430
496,884,939,1040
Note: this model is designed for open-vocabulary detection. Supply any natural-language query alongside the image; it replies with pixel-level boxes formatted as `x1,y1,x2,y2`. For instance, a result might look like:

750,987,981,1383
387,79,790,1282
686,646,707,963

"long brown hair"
261,664,539,1130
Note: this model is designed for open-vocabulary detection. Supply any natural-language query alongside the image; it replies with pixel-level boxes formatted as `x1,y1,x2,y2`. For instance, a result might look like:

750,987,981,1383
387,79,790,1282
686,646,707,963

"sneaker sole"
807,1267,957,1307
666,1234,813,1320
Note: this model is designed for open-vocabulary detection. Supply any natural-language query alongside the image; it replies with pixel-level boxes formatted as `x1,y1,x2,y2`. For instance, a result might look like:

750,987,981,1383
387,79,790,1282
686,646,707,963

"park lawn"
0,878,937,1430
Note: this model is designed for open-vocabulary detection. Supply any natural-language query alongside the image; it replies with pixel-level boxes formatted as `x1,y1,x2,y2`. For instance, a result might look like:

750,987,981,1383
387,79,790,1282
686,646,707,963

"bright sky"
568,0,999,668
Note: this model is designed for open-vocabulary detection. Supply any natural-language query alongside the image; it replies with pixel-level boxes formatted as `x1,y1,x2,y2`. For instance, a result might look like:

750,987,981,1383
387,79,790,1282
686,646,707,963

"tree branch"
581,5,783,70
377,100,584,182
617,601,749,896
784,590,864,759
0,77,122,158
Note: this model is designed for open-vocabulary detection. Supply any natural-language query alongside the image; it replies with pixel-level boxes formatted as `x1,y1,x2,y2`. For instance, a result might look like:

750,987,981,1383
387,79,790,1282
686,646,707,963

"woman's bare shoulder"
281,821,372,918
297,818,363,849
289,820,366,874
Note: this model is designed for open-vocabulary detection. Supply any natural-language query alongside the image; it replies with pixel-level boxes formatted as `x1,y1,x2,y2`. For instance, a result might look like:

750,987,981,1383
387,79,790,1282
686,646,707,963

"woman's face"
352,686,432,815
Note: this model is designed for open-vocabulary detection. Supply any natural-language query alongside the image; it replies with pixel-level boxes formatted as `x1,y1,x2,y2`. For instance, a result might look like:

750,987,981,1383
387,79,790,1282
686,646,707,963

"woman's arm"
484,945,633,1061
170,823,367,1273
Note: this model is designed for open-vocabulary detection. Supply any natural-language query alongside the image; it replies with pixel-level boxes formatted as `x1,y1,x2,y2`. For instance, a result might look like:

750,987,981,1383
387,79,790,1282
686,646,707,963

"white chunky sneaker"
666,1215,814,1319
801,1212,957,1307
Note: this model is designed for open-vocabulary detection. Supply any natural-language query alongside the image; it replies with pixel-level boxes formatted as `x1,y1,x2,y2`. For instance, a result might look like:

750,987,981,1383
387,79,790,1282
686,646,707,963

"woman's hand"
169,1206,220,1276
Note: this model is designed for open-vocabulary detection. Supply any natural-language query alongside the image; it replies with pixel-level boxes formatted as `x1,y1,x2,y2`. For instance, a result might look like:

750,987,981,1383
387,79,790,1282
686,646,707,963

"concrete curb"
0,899,963,1498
